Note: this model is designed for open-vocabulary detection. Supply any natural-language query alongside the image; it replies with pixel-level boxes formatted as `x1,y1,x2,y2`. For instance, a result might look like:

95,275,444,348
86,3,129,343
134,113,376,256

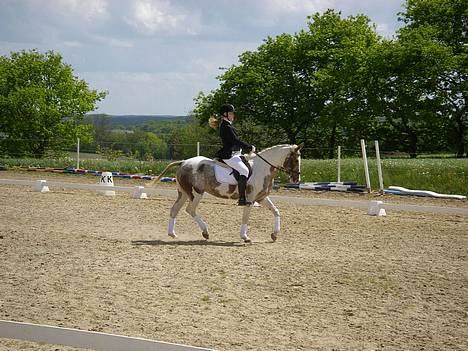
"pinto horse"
149,144,303,242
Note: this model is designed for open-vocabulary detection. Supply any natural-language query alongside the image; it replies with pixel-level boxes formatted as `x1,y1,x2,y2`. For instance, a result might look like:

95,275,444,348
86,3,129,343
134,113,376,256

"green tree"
87,114,113,145
0,49,106,157
169,116,217,159
298,11,381,157
128,131,168,160
399,0,467,157
194,11,380,158
367,28,452,157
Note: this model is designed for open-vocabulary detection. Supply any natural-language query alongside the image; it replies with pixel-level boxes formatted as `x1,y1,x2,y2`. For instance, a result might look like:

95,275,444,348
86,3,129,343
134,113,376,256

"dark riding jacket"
215,119,253,159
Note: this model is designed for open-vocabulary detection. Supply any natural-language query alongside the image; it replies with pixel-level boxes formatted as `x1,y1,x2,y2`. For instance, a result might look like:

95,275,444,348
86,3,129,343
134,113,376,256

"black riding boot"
237,175,251,206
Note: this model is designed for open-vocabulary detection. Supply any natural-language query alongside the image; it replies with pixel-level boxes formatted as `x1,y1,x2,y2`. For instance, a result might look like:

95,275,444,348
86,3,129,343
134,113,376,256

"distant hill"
111,115,188,125
87,114,189,127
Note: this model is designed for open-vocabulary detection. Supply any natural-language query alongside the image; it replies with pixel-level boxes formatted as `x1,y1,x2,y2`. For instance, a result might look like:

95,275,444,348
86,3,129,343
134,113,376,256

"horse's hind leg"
168,190,188,238
185,193,209,239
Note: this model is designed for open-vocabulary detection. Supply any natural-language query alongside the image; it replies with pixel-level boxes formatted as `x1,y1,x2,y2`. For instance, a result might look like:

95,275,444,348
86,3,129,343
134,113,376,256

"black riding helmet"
219,104,235,115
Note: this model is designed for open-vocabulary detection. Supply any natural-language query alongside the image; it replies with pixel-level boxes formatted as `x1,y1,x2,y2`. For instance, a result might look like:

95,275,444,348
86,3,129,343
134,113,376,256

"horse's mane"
244,144,291,161
257,144,291,154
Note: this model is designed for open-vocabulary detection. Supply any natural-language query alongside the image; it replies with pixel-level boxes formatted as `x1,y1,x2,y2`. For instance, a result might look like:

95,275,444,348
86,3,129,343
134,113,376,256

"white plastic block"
32,180,49,193
132,186,148,199
368,200,386,216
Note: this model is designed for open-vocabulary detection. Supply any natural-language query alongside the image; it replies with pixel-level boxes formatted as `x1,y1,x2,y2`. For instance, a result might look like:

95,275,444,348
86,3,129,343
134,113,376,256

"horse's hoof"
168,232,177,239
242,237,252,244
202,231,209,240
271,232,278,242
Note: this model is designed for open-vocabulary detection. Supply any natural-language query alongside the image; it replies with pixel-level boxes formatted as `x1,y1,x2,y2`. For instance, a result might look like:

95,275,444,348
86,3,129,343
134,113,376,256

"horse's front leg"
260,196,280,242
240,205,252,243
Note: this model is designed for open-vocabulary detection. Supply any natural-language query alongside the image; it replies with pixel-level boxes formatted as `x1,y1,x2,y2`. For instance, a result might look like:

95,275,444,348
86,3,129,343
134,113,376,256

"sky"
1,0,406,115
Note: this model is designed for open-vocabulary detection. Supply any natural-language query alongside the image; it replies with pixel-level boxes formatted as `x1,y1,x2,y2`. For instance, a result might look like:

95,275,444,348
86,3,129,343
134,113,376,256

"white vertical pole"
76,137,80,170
337,145,341,183
360,139,371,193
375,140,384,194
197,142,200,157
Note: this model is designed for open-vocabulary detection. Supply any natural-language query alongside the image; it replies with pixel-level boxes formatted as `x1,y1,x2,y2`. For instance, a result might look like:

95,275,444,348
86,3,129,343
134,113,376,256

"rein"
255,153,300,177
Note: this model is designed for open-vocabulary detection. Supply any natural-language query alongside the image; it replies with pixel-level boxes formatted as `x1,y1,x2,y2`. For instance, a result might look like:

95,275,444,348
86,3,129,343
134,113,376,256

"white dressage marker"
97,172,115,197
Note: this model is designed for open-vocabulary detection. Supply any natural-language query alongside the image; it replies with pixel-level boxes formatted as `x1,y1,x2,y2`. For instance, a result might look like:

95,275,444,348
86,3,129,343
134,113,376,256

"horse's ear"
295,143,304,152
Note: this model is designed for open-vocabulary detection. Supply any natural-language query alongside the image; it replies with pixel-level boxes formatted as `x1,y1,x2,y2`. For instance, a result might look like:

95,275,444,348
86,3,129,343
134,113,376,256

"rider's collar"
222,117,233,124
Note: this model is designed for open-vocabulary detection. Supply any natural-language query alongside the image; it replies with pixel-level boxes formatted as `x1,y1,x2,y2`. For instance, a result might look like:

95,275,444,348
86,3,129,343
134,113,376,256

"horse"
149,144,303,243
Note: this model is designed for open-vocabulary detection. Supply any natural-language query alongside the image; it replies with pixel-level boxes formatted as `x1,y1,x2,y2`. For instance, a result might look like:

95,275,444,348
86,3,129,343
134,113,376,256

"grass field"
300,158,468,195
1,156,467,195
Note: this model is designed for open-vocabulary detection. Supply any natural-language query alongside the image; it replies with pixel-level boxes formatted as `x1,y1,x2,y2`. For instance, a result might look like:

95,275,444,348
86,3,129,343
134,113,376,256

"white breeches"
223,155,250,177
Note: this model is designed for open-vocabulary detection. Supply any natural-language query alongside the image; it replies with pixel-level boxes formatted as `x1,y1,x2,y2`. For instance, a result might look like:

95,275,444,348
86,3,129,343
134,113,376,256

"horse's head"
254,143,303,184
283,143,303,183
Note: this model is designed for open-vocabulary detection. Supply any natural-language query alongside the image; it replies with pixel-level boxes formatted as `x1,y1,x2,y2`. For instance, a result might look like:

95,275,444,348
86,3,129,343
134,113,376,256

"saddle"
214,156,253,185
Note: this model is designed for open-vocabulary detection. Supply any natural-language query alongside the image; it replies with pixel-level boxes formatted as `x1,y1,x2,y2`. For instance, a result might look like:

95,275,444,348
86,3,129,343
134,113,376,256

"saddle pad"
214,161,253,185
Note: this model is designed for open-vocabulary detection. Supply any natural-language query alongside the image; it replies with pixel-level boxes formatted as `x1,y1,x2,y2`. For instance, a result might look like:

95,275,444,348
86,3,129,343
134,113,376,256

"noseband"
255,153,301,177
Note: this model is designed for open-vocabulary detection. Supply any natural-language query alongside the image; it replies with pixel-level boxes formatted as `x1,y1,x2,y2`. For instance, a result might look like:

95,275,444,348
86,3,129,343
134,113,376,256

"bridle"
255,152,301,178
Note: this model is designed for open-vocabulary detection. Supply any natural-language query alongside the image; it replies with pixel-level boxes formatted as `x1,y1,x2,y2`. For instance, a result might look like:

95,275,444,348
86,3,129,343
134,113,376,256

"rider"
210,104,255,206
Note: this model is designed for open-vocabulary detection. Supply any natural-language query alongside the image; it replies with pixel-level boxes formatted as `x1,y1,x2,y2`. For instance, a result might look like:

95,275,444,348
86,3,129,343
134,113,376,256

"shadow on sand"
131,239,252,247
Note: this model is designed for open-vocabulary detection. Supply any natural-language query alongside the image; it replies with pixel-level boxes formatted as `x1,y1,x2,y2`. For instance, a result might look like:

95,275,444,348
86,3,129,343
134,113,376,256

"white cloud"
94,36,134,48
63,41,83,47
82,71,214,115
264,0,333,15
127,0,200,35
54,0,109,21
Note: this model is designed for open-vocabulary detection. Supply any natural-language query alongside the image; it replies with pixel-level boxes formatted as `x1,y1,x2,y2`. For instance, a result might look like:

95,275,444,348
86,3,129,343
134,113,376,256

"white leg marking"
194,215,208,233
240,224,248,240
261,196,281,241
274,215,281,233
168,217,177,238
240,205,252,242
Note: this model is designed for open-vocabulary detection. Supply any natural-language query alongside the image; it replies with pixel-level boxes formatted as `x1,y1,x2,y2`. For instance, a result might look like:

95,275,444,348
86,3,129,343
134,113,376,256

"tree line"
83,114,215,161
0,0,466,160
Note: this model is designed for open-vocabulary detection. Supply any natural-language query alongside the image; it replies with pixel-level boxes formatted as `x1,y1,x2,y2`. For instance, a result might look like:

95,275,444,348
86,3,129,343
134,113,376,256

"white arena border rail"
0,320,215,351
0,178,467,216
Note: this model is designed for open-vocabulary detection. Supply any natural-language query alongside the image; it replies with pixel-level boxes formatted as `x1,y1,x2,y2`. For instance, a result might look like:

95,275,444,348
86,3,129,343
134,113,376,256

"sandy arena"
0,171,467,351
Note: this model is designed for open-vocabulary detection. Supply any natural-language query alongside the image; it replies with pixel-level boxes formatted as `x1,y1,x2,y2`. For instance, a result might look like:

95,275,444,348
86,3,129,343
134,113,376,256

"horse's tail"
148,160,183,187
